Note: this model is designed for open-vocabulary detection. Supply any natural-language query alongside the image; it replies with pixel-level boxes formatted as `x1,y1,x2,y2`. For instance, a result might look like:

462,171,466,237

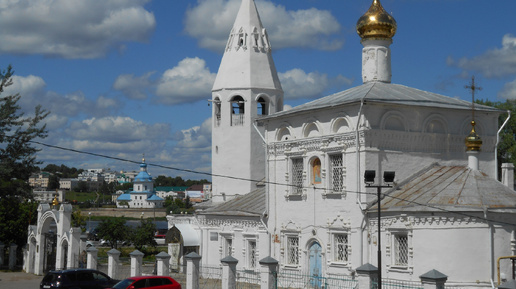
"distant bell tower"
211,0,283,203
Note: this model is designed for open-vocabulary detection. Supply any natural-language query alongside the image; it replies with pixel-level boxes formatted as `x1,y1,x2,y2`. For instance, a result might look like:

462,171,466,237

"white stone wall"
261,101,500,277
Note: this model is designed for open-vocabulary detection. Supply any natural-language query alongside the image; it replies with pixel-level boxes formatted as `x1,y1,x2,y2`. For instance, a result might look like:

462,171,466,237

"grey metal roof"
200,187,265,217
264,82,501,119
368,163,516,213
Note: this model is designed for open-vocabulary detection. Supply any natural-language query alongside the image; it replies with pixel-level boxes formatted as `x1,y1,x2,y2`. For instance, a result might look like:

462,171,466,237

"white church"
168,0,516,287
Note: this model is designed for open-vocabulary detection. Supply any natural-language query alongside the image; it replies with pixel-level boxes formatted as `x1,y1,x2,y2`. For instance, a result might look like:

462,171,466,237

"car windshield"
42,273,59,283
112,278,136,289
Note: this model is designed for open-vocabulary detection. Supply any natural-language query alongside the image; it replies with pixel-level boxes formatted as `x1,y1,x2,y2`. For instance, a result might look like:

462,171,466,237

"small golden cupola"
356,0,397,40
465,120,482,151
52,195,59,207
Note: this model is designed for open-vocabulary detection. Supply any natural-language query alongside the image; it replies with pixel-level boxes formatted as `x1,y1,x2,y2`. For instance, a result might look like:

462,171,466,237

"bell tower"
211,0,283,203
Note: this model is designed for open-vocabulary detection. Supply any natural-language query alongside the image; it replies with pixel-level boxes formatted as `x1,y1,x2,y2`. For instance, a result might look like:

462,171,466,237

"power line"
30,140,516,226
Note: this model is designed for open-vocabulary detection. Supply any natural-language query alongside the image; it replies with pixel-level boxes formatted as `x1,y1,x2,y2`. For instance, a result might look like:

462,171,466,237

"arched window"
214,97,221,127
312,158,322,185
231,96,245,126
257,97,268,116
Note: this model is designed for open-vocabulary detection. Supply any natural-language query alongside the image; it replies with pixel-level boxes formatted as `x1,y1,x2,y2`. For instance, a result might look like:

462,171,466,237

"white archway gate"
25,203,81,275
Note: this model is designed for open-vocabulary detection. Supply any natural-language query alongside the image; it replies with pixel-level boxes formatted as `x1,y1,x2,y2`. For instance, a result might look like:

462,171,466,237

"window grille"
291,159,303,195
287,236,299,265
394,234,408,266
330,154,344,192
249,241,256,268
225,238,233,257
334,234,348,262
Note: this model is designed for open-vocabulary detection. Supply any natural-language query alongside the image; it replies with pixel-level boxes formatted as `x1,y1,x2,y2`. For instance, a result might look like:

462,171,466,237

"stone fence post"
86,247,98,269
185,252,201,289
107,249,121,279
9,243,17,270
355,263,378,289
419,269,447,289
221,256,238,289
130,250,144,277
259,256,278,289
156,252,171,276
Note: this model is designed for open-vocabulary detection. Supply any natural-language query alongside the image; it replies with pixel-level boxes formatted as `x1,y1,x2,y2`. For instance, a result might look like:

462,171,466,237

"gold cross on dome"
465,76,482,121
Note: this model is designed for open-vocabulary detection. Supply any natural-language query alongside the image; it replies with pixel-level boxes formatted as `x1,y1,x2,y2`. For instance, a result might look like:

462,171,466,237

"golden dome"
465,121,482,151
52,195,59,207
357,0,397,40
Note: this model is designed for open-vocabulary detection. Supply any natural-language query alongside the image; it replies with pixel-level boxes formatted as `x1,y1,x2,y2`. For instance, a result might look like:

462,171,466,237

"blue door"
309,242,322,287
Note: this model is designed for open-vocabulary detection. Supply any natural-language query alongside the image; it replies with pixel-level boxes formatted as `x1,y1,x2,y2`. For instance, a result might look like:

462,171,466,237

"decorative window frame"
286,156,306,200
219,232,234,258
327,226,352,268
281,231,301,269
386,228,413,273
324,153,346,198
243,234,258,269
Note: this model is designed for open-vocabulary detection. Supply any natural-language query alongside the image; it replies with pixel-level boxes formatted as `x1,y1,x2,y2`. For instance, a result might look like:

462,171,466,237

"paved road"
0,271,42,289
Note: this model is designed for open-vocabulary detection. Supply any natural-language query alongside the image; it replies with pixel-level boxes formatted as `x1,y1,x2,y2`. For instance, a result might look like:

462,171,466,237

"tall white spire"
212,0,282,91
211,0,283,203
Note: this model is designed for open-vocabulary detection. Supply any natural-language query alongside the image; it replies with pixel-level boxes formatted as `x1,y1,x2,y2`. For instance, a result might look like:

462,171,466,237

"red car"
109,276,181,289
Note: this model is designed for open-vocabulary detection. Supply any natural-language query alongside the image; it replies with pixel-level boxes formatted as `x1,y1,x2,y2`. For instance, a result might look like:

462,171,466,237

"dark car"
40,268,118,289
110,276,181,289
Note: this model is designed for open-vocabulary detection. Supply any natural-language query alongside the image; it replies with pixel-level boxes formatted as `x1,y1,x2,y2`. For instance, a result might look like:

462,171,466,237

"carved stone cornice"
268,131,363,156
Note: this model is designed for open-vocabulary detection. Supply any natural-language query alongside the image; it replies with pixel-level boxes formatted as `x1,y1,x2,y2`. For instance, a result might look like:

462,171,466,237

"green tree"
0,65,48,247
47,174,60,190
131,219,157,251
96,218,130,249
0,199,38,246
116,182,133,191
77,181,89,192
72,209,87,232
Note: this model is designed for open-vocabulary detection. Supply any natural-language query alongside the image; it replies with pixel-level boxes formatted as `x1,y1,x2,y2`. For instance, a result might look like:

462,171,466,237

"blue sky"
2,0,515,180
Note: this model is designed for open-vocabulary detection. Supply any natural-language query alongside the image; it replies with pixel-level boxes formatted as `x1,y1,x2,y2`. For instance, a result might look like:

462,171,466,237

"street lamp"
364,170,395,289
88,212,91,233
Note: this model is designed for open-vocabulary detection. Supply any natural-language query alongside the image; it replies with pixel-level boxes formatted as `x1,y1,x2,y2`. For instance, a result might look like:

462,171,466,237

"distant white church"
116,157,163,209
168,0,516,287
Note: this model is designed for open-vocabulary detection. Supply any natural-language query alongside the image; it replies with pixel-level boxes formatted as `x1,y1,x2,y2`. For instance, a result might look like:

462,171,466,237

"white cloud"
113,72,154,100
453,34,516,78
498,79,516,100
0,0,155,58
155,57,216,105
185,0,343,52
66,116,171,143
279,69,352,100
175,118,212,149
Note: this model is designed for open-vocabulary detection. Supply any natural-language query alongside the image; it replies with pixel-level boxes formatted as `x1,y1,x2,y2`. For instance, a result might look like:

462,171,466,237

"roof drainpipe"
253,121,271,256
496,110,511,180
356,98,365,266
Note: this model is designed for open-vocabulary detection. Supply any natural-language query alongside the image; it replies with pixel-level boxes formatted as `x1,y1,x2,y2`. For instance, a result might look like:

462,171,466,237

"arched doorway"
43,230,57,272
308,241,323,288
60,240,69,270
